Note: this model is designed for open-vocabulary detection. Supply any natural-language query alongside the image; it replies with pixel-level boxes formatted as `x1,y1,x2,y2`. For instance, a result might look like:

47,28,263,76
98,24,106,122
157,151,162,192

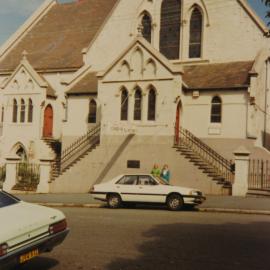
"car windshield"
155,177,170,185
0,191,20,208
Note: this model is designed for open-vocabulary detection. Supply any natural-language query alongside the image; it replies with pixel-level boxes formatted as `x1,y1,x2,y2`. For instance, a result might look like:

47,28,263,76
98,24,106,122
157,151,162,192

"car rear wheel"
107,194,121,209
166,194,184,211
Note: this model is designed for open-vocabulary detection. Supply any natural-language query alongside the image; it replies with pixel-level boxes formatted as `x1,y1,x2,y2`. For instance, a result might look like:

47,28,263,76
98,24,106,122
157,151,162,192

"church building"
0,0,269,194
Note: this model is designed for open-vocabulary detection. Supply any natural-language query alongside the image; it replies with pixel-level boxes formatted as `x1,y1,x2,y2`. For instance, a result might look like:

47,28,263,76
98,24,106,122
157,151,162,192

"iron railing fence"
249,159,270,190
175,127,235,183
61,124,101,172
15,162,40,190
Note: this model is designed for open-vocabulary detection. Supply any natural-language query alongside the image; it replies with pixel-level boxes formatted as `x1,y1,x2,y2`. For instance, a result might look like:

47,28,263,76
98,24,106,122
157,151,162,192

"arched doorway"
16,145,27,162
175,101,182,145
43,105,53,138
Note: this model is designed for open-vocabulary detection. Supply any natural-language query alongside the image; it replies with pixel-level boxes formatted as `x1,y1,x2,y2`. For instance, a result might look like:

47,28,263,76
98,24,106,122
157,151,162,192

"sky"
0,0,268,46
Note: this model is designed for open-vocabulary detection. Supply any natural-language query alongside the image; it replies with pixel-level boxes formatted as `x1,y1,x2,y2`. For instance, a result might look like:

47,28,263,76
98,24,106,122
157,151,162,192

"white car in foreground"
90,174,206,211
0,190,69,269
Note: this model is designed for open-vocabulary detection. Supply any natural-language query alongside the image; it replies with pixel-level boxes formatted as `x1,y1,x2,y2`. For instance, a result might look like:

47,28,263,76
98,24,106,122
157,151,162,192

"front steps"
175,143,232,192
50,135,227,194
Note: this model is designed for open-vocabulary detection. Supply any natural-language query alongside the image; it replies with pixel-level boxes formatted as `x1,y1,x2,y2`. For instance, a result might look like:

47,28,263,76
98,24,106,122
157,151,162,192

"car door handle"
139,187,143,189
116,186,120,189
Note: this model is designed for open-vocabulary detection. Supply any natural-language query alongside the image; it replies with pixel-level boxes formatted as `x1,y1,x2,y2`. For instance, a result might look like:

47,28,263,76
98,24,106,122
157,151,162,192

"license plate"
19,249,39,264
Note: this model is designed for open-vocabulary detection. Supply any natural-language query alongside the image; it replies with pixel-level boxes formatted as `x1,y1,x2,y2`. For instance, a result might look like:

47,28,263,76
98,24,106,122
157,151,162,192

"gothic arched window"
88,99,97,124
189,7,203,58
12,99,18,123
142,13,152,43
211,96,222,123
160,0,181,59
28,99,33,123
134,88,142,121
148,88,156,121
121,89,128,121
20,99,26,123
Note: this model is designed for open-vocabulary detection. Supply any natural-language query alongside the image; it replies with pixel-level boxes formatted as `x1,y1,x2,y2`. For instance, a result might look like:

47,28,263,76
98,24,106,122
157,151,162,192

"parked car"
0,190,69,269
90,174,206,210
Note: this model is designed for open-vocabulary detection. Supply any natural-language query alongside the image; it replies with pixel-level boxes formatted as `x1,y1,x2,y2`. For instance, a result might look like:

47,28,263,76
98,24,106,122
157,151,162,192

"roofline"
66,92,97,96
62,65,93,86
0,0,56,59
0,67,79,76
98,37,183,78
237,0,270,35
85,0,121,53
183,85,249,91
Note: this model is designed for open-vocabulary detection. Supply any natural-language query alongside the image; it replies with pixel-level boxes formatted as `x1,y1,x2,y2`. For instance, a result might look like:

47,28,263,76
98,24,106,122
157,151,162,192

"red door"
175,102,181,145
43,105,53,138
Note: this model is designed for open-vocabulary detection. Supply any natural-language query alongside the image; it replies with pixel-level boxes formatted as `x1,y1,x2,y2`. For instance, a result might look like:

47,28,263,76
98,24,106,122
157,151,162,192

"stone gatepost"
3,156,20,192
36,158,53,193
232,146,250,197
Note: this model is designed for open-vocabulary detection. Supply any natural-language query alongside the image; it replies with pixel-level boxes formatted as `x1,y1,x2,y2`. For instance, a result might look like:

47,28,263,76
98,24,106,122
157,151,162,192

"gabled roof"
1,55,56,98
98,37,183,78
67,72,97,95
183,61,254,90
238,0,269,35
0,0,118,73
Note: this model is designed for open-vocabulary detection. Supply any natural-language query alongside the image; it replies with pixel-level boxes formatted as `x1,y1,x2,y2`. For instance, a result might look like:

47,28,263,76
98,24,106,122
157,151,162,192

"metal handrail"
176,127,234,183
61,124,101,170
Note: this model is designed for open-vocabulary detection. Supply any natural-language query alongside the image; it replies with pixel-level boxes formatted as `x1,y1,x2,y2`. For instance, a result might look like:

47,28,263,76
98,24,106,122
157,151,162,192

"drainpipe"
264,59,269,147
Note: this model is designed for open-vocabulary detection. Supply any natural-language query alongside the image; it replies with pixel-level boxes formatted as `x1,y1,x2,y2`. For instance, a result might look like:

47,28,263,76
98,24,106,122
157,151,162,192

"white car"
0,190,69,269
90,174,205,211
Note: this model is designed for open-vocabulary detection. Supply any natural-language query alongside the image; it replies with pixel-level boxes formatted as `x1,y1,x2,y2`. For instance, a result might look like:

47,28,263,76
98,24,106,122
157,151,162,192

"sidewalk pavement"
14,193,270,215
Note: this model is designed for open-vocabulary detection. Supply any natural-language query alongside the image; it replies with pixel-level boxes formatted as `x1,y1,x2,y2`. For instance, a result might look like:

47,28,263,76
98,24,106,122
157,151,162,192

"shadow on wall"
262,131,270,151
105,221,270,270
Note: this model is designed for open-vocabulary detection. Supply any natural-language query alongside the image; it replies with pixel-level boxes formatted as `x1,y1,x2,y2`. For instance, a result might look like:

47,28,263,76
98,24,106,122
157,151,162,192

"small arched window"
189,7,203,58
141,13,152,43
28,99,33,123
148,88,156,121
20,99,25,123
134,88,142,121
121,89,128,121
211,96,222,123
12,99,18,123
88,99,97,124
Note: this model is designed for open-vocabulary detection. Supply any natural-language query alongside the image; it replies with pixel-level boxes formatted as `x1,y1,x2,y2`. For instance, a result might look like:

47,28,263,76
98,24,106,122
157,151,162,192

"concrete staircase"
50,134,135,193
49,134,229,194
176,143,232,189
174,128,235,193
42,138,61,181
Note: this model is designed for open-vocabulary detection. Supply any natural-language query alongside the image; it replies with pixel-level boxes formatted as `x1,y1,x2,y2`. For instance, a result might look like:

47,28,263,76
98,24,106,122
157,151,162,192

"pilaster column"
3,156,20,192
232,146,250,197
37,158,53,193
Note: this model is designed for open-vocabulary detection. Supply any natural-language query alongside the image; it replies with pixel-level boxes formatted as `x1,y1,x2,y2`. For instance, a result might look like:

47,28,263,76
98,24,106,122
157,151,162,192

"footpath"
15,193,270,215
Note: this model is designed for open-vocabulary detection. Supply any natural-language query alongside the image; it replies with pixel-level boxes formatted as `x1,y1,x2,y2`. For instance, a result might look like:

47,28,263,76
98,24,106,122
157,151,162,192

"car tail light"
0,243,8,257
49,219,67,235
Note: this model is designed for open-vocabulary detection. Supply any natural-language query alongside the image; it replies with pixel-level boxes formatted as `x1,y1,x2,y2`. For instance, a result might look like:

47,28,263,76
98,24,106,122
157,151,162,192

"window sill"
171,59,210,65
208,123,222,135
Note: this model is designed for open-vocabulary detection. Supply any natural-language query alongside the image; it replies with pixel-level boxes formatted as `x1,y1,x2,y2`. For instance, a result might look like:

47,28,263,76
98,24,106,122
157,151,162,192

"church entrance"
175,101,181,144
43,105,53,138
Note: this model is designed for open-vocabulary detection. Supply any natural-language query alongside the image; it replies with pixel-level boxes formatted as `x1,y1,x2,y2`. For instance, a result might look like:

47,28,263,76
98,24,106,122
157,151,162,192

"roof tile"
0,0,118,72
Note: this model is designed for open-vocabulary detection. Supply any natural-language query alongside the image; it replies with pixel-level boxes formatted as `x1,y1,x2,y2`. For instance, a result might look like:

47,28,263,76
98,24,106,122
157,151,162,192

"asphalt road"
19,207,270,270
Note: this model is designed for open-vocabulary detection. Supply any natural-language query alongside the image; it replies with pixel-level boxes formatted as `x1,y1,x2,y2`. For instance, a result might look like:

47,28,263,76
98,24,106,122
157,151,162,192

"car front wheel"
107,193,122,209
166,194,184,211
